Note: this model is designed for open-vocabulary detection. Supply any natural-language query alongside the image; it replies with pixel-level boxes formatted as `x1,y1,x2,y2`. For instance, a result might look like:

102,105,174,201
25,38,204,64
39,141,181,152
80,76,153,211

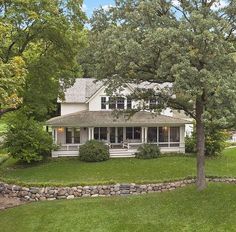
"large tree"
82,0,236,190
0,0,86,120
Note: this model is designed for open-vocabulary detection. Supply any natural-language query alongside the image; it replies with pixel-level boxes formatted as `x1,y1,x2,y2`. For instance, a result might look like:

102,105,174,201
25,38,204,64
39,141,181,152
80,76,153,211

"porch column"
91,127,94,140
180,126,185,147
52,128,57,144
141,127,145,143
144,127,148,143
88,127,94,140
142,127,148,143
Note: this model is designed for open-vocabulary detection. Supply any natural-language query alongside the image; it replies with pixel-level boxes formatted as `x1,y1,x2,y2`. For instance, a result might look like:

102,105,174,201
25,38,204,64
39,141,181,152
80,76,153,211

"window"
109,97,116,109
158,127,180,147
94,127,99,140
94,127,107,141
66,128,80,144
170,127,180,147
66,128,73,144
159,127,168,147
134,127,141,139
101,97,106,109
74,128,80,143
100,127,107,140
127,98,132,109
147,127,157,143
108,97,130,109
149,99,157,109
126,127,141,140
126,127,133,140
117,97,125,109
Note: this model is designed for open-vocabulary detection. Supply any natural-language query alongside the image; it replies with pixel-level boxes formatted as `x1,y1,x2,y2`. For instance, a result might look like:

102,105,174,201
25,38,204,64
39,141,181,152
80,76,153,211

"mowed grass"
1,183,236,232
0,148,236,186
0,155,197,185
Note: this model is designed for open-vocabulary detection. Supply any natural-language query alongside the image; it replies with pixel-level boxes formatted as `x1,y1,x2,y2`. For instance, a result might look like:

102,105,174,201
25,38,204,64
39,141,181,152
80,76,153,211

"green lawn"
0,148,236,186
1,183,236,232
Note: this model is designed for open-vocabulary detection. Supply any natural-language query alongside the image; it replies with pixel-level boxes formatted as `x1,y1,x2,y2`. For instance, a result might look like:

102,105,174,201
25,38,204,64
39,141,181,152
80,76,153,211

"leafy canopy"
0,0,87,119
83,0,236,127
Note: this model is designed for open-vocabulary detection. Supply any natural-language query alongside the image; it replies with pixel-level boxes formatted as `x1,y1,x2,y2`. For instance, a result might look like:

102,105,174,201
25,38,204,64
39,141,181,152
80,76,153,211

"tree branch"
0,106,21,117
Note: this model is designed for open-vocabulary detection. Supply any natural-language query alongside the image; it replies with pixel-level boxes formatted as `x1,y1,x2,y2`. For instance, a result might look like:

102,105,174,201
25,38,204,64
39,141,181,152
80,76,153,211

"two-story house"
46,78,191,157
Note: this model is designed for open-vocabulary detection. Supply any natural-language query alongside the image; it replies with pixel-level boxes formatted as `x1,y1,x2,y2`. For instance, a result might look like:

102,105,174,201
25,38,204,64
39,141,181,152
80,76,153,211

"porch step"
110,153,135,158
109,149,137,158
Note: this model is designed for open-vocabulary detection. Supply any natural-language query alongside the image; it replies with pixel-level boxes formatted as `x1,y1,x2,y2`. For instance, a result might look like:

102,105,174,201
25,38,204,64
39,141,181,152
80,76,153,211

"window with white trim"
101,97,107,109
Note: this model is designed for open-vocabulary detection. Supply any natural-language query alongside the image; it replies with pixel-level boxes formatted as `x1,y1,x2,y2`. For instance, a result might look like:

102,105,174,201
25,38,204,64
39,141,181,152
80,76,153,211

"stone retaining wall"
0,178,236,202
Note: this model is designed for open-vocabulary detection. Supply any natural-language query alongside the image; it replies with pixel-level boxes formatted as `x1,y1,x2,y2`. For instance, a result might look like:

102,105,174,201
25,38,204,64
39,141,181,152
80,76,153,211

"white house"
46,78,191,157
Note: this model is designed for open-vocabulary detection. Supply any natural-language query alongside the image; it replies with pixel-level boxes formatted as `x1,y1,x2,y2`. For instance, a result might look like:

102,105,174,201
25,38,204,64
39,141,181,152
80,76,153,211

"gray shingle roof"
60,78,171,103
61,78,103,103
46,111,190,127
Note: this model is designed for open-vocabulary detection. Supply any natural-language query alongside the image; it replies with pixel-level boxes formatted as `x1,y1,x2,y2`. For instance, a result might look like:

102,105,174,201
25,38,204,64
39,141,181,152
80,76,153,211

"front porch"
51,126,185,158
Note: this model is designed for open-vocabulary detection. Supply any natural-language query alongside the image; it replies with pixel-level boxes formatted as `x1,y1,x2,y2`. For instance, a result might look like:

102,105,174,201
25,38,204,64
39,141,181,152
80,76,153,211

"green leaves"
83,0,236,125
4,111,53,163
0,0,87,119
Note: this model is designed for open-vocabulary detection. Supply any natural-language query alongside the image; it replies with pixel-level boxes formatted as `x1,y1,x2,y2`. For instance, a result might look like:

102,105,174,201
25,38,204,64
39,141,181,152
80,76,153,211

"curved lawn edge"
1,177,236,202
1,174,236,187
0,175,197,187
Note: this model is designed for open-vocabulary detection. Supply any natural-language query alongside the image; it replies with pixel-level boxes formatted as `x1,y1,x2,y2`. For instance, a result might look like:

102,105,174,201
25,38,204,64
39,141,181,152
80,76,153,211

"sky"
83,0,115,18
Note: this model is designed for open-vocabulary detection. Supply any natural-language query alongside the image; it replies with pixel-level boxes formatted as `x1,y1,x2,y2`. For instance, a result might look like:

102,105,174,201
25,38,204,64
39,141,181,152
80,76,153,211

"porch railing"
57,141,184,151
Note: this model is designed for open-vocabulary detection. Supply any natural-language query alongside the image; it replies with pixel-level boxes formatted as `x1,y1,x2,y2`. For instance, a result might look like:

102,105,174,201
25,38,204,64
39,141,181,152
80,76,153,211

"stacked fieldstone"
0,178,236,202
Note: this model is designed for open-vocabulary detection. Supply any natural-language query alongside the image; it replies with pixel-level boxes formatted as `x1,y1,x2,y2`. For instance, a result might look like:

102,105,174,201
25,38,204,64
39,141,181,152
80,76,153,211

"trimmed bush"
4,112,53,163
135,143,161,159
79,140,109,162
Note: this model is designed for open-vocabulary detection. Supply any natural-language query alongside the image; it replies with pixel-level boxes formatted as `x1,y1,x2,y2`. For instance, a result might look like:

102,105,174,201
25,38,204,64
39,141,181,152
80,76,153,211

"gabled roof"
46,110,191,127
60,78,171,104
60,78,103,103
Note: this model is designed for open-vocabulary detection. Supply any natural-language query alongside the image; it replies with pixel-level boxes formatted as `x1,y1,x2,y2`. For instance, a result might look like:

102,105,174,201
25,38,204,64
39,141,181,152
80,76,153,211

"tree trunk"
195,97,206,190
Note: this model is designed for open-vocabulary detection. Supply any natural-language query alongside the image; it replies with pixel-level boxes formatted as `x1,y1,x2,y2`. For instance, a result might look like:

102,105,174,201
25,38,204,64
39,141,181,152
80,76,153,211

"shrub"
205,130,228,156
135,143,161,159
185,135,196,153
4,112,53,163
185,125,228,156
79,140,109,162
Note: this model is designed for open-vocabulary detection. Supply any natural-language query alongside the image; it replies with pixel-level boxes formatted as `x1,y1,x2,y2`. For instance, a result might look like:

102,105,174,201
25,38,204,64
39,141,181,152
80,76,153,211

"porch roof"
46,111,191,127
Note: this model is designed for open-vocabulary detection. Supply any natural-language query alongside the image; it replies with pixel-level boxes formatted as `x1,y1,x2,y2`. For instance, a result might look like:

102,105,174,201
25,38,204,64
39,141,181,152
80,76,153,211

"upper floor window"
101,97,106,109
100,96,131,110
127,98,132,109
117,97,125,109
109,97,116,109
149,99,157,109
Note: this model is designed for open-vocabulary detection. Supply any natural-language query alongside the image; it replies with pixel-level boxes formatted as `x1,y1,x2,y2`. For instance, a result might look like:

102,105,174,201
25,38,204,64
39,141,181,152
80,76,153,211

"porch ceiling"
46,110,191,127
